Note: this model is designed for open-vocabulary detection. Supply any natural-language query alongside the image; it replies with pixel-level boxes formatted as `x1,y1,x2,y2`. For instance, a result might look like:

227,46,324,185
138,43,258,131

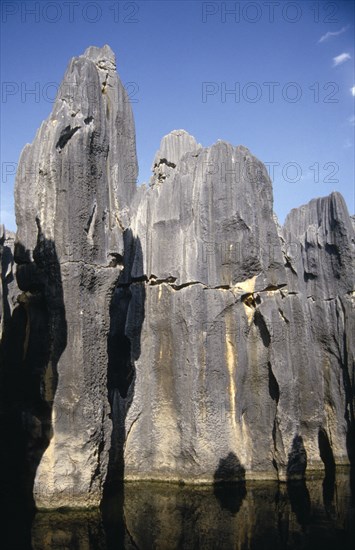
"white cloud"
318,26,348,43
333,53,351,66
343,139,353,149
349,115,355,126
351,86,355,97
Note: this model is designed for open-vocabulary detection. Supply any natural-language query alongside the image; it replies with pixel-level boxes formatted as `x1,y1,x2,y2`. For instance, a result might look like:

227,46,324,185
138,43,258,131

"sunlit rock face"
278,193,355,475
124,132,355,483
8,45,137,508
0,45,354,509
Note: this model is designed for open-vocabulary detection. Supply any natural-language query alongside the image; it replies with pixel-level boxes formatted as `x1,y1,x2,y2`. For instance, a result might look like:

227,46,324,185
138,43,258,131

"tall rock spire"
1,46,354,509
13,45,138,508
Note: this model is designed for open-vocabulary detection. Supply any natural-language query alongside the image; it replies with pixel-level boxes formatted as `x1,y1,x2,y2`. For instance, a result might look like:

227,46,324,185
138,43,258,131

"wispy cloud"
333,52,351,66
351,86,355,97
343,138,353,149
349,115,355,126
318,26,348,43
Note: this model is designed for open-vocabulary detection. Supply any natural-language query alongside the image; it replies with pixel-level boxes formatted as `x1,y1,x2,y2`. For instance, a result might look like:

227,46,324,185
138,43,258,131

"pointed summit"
83,44,116,71
151,129,201,185
153,129,200,169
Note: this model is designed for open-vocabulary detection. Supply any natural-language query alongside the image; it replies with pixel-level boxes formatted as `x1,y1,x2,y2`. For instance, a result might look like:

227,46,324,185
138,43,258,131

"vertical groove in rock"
0,46,354,508
5,45,138,508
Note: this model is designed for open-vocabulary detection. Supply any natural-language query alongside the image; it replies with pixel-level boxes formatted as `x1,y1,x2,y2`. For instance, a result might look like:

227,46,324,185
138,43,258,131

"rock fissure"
56,125,81,150
0,45,353,509
59,259,120,269
124,411,142,452
85,203,97,236
154,158,177,170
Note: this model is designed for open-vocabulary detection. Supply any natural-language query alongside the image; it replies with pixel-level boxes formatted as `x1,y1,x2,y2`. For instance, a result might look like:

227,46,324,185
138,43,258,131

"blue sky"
1,0,354,231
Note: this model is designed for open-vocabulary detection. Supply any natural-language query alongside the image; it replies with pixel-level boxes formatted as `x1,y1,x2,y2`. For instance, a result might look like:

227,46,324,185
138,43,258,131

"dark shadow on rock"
341,326,355,507
268,362,280,404
102,229,145,547
0,220,66,548
213,452,246,515
350,463,355,509
286,434,307,480
253,310,271,348
0,231,14,330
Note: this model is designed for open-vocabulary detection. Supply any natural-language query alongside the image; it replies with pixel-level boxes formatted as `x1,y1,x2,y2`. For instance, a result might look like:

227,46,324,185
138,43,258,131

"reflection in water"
287,480,311,527
29,469,354,550
213,451,247,515
31,510,105,549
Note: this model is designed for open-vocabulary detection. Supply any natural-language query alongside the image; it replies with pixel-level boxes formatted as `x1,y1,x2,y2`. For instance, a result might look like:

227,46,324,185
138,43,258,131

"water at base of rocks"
4,468,355,549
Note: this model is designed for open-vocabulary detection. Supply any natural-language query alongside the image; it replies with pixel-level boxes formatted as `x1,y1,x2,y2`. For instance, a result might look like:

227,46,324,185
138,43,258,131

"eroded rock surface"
0,45,354,509
122,133,354,483
2,45,137,508
0,226,17,339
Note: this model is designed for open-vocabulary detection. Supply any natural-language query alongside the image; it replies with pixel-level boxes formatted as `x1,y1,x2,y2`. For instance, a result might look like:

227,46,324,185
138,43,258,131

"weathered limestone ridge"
0,46,353,509
1,45,137,508
123,132,354,484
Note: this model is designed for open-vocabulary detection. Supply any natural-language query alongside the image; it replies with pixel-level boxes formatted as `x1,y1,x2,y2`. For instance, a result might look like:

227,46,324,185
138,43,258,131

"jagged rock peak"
152,129,201,169
15,43,137,259
0,225,15,243
283,191,352,234
83,44,116,71
11,43,138,508
282,191,354,299
151,129,201,186
2,45,354,509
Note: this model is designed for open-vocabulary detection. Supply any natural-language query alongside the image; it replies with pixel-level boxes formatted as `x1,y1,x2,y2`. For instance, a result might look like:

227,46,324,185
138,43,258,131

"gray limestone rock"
7,45,137,508
0,226,18,340
119,133,354,484
151,129,201,186
134,135,285,289
122,133,288,482
0,45,354,509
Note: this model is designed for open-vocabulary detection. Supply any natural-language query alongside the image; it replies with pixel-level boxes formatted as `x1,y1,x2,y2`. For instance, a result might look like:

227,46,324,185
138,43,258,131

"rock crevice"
0,45,354,508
